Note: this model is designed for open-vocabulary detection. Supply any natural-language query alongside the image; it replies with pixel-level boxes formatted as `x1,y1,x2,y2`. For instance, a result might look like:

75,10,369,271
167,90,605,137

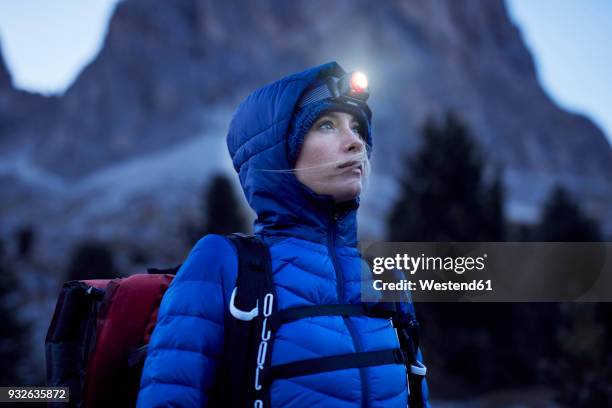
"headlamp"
298,71,370,110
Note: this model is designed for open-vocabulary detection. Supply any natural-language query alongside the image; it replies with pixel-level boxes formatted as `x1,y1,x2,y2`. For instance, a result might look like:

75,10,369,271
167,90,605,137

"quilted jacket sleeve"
136,234,237,408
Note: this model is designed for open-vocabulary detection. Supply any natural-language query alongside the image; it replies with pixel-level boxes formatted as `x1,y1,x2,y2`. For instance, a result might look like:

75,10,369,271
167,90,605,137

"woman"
136,62,429,407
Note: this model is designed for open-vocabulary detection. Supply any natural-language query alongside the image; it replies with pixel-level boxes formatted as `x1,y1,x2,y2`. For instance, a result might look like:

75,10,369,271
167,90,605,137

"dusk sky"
0,0,610,144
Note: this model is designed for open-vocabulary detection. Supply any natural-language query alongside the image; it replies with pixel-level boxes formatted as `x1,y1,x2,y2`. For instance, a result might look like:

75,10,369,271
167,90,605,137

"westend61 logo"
371,253,488,275
360,242,612,302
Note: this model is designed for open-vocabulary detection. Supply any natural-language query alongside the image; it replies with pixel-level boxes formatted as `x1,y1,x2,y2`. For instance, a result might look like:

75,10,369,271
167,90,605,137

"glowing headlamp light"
298,71,370,110
340,71,369,99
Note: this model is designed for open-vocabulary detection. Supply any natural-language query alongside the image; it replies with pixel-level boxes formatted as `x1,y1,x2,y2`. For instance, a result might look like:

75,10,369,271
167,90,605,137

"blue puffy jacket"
137,62,430,407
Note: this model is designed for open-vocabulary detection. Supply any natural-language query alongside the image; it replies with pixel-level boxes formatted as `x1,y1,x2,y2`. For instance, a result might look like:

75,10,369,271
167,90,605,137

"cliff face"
0,42,57,149
0,44,12,138
0,44,10,88
23,0,612,178
1,0,611,259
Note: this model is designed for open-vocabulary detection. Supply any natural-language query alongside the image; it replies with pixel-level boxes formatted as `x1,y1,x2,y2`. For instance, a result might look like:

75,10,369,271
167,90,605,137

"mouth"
337,160,363,174
337,160,359,169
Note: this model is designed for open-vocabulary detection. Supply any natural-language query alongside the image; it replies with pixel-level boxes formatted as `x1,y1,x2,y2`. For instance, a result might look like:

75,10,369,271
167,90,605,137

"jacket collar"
252,172,360,247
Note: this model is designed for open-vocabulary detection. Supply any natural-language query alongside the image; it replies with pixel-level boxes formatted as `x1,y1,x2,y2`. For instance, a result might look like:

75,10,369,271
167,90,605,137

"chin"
334,181,362,202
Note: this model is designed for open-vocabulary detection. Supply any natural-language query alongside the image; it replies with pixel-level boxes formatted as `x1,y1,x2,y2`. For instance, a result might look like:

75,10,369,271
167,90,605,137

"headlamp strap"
298,81,335,108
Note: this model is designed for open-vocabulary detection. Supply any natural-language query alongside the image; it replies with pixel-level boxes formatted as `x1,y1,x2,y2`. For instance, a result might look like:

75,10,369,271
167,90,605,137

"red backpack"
44,233,272,407
44,232,265,408
45,270,176,408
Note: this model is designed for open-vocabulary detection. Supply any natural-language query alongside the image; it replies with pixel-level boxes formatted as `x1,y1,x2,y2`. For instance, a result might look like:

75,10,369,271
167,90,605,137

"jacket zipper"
328,212,370,408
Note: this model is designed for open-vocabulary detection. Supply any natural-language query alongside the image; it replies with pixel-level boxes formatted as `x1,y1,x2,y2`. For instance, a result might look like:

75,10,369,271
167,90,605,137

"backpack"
45,271,177,407
45,233,426,407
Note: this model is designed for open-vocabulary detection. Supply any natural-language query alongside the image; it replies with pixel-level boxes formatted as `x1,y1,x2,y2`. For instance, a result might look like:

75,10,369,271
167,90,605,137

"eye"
351,124,363,138
318,120,335,130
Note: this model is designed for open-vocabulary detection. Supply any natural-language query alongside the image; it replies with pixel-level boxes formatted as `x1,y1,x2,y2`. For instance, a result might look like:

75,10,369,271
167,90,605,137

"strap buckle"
229,287,258,321
409,360,427,377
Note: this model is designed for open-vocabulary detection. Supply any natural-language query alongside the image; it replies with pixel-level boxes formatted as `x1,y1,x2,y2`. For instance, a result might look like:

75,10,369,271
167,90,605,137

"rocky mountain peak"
0,41,12,89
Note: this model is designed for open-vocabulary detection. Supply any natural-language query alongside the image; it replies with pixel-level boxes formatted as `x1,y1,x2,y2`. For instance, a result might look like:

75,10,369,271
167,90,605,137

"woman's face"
294,111,366,203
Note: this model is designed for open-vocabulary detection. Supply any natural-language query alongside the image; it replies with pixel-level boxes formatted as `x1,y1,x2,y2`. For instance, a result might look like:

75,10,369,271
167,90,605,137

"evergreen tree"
0,238,26,386
186,174,248,245
535,185,603,242
535,185,609,406
386,113,545,394
386,113,608,400
15,225,35,259
66,241,119,281
483,164,506,241
202,174,247,235
388,113,505,242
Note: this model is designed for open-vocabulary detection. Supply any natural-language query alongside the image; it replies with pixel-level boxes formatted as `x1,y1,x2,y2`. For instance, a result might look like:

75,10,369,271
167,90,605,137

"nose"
343,126,365,154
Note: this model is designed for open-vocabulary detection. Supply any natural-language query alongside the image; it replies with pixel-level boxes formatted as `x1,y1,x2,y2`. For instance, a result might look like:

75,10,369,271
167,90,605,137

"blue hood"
227,62,369,247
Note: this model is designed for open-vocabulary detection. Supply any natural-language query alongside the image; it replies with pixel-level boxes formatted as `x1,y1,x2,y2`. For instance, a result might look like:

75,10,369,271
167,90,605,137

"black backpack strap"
268,303,396,332
146,264,181,275
392,304,426,408
226,233,274,313
212,233,276,408
266,348,407,385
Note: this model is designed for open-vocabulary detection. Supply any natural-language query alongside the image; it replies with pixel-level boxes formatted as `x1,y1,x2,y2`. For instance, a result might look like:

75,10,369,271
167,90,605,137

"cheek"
300,138,335,166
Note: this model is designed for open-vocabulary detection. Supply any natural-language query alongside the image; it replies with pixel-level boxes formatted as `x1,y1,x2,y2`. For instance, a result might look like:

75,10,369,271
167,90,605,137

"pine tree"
0,239,26,386
535,185,609,406
388,113,504,242
66,241,119,281
535,185,602,242
483,164,506,241
15,225,35,259
186,174,248,245
386,113,546,394
202,174,247,235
